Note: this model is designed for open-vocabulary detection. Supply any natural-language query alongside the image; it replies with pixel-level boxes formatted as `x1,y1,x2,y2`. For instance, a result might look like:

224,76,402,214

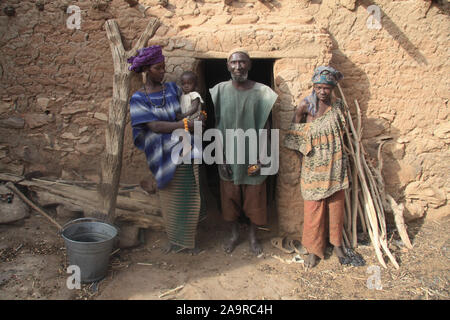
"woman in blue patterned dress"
128,45,205,254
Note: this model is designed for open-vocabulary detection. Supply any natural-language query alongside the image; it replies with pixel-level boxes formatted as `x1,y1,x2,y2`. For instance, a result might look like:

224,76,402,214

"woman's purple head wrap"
127,45,165,73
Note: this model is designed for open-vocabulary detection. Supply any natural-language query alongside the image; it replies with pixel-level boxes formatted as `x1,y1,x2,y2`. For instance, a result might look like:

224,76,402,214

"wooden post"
100,18,160,222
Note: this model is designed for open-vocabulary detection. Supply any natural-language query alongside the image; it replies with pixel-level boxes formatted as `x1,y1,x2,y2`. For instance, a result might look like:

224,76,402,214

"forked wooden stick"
387,195,413,249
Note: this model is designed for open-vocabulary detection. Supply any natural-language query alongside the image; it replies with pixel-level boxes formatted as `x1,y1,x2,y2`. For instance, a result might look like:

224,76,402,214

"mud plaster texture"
0,0,448,237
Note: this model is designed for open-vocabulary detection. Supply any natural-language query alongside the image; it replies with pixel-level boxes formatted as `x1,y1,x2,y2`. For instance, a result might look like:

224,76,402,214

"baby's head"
180,71,197,94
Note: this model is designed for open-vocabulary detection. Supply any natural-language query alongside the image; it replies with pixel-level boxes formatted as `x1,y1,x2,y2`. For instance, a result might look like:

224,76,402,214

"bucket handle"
61,217,119,234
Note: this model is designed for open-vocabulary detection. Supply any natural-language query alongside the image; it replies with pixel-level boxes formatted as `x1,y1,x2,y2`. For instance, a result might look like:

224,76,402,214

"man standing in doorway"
209,48,278,255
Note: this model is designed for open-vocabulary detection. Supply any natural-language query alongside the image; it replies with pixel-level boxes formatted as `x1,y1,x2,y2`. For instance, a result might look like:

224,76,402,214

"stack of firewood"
337,84,412,269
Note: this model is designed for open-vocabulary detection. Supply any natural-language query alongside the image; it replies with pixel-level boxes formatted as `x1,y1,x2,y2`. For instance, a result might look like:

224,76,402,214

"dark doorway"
196,58,277,212
198,58,274,136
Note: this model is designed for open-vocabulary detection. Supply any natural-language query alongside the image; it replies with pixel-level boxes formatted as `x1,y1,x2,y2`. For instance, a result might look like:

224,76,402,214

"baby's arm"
190,97,201,114
176,98,200,120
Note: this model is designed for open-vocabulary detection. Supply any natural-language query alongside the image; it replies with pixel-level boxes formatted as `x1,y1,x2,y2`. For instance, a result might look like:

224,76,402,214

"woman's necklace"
143,83,166,108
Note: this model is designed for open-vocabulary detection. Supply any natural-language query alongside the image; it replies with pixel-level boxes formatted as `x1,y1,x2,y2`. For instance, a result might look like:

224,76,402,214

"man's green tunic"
210,80,278,185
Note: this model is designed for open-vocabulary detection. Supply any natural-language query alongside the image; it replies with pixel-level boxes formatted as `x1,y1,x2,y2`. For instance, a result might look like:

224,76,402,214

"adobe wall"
0,0,448,234
323,0,449,223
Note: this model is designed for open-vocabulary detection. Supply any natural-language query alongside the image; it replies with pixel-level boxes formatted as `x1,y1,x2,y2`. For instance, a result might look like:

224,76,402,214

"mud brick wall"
0,0,448,235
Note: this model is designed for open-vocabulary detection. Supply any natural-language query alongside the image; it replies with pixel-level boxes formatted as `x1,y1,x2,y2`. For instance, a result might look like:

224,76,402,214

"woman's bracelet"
183,118,189,132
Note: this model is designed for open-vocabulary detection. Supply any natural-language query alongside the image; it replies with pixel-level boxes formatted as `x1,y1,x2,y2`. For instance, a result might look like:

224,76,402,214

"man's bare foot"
224,236,239,254
163,242,203,255
305,253,319,268
186,246,203,255
162,242,182,254
223,222,240,254
249,238,263,255
249,223,263,255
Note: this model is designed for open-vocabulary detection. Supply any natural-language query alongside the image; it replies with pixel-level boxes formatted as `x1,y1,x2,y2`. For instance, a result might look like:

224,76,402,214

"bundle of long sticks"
337,84,412,269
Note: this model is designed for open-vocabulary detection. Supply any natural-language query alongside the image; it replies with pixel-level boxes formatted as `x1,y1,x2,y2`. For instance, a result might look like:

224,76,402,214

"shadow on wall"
360,0,428,65
347,0,447,237
430,0,450,15
258,0,282,10
328,30,424,241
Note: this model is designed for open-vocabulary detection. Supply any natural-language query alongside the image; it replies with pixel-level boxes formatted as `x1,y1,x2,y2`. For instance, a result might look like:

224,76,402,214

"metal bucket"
61,218,118,283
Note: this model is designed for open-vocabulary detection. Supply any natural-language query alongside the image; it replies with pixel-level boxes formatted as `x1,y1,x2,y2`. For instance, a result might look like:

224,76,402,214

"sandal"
338,255,351,265
287,238,308,255
343,247,366,267
271,237,295,254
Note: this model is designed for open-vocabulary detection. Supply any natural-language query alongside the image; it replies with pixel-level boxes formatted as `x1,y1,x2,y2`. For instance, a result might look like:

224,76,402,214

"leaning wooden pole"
5,182,63,231
100,18,160,222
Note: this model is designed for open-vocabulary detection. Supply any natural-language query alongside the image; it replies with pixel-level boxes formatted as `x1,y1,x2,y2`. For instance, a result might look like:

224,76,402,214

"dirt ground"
0,195,449,300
